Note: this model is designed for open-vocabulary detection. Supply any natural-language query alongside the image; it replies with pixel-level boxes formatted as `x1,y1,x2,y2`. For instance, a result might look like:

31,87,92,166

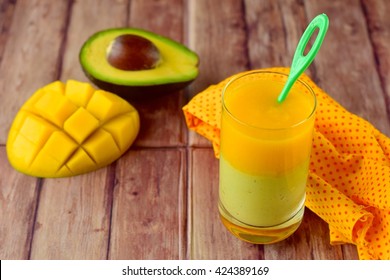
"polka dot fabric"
182,67,390,260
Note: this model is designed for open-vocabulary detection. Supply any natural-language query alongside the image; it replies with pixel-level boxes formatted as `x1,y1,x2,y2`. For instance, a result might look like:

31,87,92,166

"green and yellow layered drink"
219,71,316,244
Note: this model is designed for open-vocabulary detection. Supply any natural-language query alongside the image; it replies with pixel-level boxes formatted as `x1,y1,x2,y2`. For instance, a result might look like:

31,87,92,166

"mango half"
6,80,140,178
79,28,199,99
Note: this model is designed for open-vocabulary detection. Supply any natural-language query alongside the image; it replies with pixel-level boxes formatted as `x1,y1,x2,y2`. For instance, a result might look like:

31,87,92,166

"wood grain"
0,147,39,259
188,0,249,93
0,0,16,65
245,0,321,83
245,0,289,68
109,149,186,259
361,0,390,124
264,210,344,259
30,168,113,259
129,0,183,41
0,0,388,260
187,0,249,147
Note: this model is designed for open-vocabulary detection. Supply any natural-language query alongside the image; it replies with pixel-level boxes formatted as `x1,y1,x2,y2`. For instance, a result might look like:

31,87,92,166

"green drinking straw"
277,13,329,103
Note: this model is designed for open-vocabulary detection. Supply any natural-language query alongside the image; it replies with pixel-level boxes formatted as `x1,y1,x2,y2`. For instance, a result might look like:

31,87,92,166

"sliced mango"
6,80,140,178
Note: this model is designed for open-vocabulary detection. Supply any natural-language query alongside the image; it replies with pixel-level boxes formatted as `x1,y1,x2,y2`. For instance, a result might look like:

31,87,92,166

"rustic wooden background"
1,0,389,260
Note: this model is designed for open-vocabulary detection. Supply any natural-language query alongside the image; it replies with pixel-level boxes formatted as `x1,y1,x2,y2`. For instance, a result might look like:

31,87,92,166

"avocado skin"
83,70,195,100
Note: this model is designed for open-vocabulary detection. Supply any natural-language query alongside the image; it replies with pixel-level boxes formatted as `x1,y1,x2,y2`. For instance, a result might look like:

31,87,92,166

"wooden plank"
60,0,129,83
2,0,380,262
245,0,314,78
128,0,188,148
304,0,390,135
0,0,16,64
187,0,248,147
189,148,262,259
342,243,359,260
28,0,130,260
129,0,182,41
0,0,69,144
245,0,290,68
264,210,344,259
0,0,68,260
361,0,390,126
187,0,249,93
109,149,187,259
29,168,113,259
124,5,189,260
0,147,39,259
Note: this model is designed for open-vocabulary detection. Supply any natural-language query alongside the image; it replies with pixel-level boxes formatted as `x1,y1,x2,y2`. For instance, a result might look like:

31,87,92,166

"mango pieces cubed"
6,80,140,178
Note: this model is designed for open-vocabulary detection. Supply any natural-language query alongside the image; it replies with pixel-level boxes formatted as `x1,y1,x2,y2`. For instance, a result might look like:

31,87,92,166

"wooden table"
1,0,389,260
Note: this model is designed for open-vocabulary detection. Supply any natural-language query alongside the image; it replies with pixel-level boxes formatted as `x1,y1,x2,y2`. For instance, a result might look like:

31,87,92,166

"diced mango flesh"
86,90,130,121
65,79,94,107
34,90,78,127
41,131,78,162
7,80,140,178
65,148,96,175
64,107,100,144
102,112,139,151
83,129,121,164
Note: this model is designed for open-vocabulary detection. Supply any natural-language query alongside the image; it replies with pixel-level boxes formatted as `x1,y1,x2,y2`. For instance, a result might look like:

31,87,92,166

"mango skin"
6,80,140,178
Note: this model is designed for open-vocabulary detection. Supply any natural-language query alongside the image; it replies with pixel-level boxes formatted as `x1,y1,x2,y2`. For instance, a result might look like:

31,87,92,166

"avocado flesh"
79,28,199,98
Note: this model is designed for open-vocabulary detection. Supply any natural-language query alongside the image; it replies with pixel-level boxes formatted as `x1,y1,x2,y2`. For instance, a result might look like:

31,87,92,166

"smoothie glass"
218,70,316,244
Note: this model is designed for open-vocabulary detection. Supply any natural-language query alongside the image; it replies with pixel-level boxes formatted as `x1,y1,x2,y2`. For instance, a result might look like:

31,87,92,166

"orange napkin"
183,67,390,260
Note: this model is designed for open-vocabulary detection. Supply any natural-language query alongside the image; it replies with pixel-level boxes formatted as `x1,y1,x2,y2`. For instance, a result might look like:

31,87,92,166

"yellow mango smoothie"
218,71,316,244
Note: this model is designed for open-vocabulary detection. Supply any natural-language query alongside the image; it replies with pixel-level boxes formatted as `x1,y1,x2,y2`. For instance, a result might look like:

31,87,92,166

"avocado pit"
106,34,161,71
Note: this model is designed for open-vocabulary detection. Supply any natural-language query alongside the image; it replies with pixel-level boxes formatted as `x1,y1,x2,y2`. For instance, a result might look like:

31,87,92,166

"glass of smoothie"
218,70,316,244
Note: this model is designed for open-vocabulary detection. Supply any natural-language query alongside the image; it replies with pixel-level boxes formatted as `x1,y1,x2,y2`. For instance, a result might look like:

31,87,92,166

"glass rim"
221,70,317,132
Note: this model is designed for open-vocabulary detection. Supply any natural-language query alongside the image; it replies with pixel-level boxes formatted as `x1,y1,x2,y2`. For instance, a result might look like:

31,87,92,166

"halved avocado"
79,28,199,99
